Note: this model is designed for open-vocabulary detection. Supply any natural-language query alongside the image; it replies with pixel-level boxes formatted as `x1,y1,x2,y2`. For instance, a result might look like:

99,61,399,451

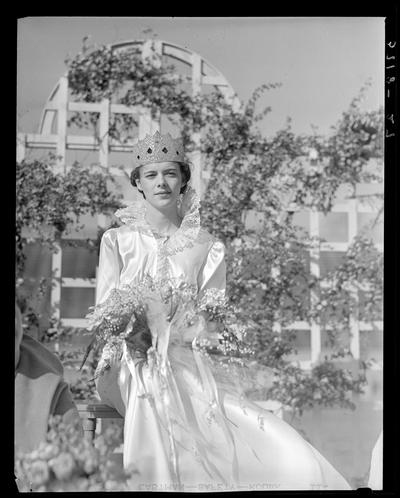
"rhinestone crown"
132,131,185,168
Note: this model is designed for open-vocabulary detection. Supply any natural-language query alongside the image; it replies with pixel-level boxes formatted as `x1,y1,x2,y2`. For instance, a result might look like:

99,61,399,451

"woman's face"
136,162,184,210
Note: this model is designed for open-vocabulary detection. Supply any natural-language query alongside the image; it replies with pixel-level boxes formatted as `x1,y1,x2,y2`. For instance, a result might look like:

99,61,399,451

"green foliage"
15,155,122,335
69,366,99,402
16,155,122,277
44,326,101,402
315,236,383,337
15,416,133,491
15,275,58,340
268,361,367,418
66,41,196,143
18,38,383,417
299,83,383,213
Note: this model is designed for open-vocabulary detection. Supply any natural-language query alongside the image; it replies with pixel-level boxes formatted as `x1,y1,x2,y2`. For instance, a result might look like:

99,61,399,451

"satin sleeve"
197,240,226,296
96,229,122,305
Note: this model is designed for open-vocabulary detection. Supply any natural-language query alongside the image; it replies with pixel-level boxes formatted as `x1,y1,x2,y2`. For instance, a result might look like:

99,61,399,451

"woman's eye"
166,171,177,176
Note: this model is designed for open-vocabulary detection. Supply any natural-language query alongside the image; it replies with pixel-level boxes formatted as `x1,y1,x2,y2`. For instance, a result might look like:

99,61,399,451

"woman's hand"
125,317,152,366
197,311,222,347
205,321,221,347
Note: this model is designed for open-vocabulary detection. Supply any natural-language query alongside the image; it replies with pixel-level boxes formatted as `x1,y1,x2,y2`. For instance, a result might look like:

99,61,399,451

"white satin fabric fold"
95,222,351,491
96,225,224,306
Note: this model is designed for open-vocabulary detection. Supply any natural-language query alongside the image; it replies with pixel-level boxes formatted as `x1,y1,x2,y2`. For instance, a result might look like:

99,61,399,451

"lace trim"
114,186,212,256
114,201,153,237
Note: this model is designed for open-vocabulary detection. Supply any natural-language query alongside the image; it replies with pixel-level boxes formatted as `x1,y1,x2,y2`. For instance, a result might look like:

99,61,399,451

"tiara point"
132,131,185,167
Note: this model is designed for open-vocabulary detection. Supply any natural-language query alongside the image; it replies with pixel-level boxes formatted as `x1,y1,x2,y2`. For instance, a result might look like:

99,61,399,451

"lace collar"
114,186,203,255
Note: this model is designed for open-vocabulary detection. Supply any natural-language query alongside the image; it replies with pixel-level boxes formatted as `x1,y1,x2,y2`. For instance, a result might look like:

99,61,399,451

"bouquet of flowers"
15,416,137,492
197,288,253,360
80,276,200,377
80,275,253,380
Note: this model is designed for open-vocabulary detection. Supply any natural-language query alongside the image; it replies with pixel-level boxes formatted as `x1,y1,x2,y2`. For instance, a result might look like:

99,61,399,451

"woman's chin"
149,195,176,208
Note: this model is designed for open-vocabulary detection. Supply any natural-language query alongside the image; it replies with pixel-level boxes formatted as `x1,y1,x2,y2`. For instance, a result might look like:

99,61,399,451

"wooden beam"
77,403,123,419
68,102,103,113
281,321,310,330
271,266,282,333
348,199,360,359
25,133,58,146
320,242,349,252
162,43,192,65
56,76,68,172
309,210,321,364
60,318,89,328
66,135,98,147
62,278,96,288
191,53,202,95
17,134,26,162
110,103,139,114
99,99,110,168
51,242,62,324
359,321,383,331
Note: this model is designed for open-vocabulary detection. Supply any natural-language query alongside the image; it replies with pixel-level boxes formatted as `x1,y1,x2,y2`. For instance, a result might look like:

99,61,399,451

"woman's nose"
157,175,167,186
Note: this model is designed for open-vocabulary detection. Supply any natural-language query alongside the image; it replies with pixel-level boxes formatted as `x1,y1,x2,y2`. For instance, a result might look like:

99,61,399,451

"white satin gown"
93,188,351,492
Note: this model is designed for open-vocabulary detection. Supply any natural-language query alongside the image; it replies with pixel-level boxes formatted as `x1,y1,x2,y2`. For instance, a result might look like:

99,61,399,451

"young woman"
91,131,351,491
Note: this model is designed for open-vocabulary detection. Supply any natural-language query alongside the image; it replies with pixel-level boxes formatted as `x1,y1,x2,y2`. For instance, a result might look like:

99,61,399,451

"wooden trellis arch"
16,39,382,369
16,39,241,328
17,39,241,190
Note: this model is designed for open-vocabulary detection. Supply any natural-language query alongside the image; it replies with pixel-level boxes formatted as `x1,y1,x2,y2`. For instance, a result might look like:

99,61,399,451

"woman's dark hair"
130,161,191,198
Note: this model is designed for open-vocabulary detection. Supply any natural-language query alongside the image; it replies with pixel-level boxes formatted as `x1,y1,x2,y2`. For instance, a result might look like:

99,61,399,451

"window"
280,249,310,320
63,214,99,240
320,327,350,357
23,242,53,278
358,290,383,322
319,213,348,242
61,240,97,278
283,329,311,362
360,330,383,362
319,251,346,278
60,288,96,318
292,211,310,233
